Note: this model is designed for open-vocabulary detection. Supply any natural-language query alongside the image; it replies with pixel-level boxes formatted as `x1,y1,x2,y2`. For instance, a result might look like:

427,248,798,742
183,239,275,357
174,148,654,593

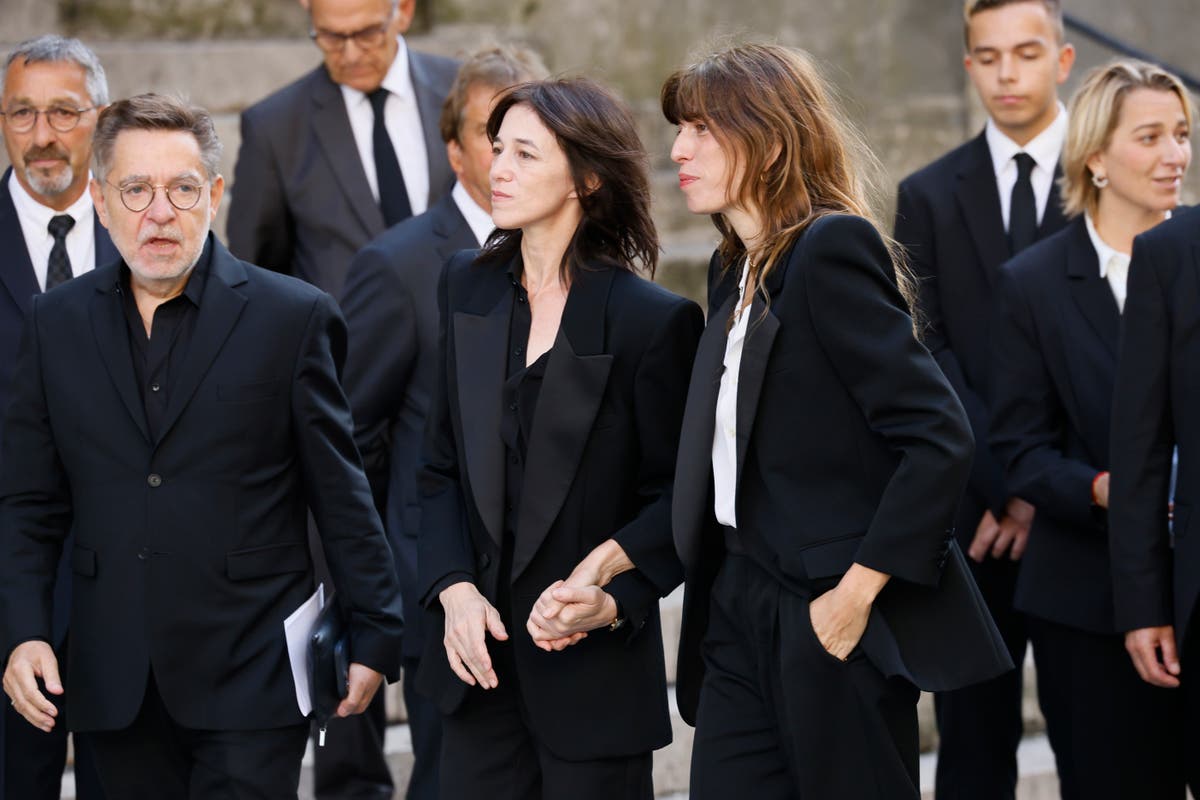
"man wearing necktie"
0,35,118,800
225,2,458,796
893,2,1075,798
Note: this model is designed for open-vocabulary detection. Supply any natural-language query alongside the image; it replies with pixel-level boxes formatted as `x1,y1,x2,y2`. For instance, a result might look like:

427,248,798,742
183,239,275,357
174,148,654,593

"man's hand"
527,581,618,651
1093,472,1110,508
336,663,384,717
3,641,62,732
968,499,1034,562
439,581,507,689
809,563,889,660
1125,626,1181,688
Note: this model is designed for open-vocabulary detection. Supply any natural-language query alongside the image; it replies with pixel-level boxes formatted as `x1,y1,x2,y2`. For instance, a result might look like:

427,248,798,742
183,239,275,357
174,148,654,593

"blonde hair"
661,43,916,323
1060,59,1195,219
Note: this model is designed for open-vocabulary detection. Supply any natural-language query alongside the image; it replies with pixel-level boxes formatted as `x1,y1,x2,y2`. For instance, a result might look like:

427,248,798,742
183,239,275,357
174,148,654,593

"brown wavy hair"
661,43,915,321
479,78,658,281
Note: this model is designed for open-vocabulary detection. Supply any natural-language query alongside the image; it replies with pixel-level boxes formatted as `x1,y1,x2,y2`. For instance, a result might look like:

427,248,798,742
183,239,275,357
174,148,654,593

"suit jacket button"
147,474,162,488
138,547,150,560
478,553,492,571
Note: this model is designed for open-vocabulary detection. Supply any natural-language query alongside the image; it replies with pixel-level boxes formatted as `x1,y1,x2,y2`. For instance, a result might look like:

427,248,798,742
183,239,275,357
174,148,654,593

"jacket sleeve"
226,110,295,275
989,266,1102,531
803,214,974,587
895,181,1008,518
1108,234,1176,632
291,292,404,681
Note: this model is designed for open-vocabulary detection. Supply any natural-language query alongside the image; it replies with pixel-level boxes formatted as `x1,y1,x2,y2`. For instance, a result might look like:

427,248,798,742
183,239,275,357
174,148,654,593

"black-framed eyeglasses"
309,10,394,52
106,180,206,213
0,105,97,133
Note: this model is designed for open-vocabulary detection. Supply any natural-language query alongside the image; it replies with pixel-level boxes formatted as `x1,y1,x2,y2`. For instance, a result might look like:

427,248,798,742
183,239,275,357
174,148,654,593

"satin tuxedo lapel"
734,289,781,501
0,171,38,314
954,136,1009,287
155,244,248,445
90,266,152,444
1065,221,1119,357
310,68,385,240
452,266,512,545
511,267,615,580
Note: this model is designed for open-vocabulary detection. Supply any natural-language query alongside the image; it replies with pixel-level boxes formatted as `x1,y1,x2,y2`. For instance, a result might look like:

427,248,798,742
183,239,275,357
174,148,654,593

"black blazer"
416,250,703,760
226,51,458,295
340,193,478,659
895,132,1068,532
989,217,1120,634
1110,206,1200,650
0,236,404,732
673,215,1012,724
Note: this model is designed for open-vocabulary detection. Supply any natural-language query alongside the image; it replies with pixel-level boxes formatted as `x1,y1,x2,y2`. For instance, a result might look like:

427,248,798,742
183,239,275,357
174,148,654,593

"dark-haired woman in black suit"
415,78,702,800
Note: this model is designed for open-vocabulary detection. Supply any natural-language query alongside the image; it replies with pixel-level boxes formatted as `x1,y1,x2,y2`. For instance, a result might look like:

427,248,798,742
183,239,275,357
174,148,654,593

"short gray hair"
92,93,223,181
2,35,109,107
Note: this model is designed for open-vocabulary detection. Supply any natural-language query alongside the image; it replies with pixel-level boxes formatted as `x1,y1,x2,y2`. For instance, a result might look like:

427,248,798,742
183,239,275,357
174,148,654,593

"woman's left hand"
807,563,890,661
526,581,619,651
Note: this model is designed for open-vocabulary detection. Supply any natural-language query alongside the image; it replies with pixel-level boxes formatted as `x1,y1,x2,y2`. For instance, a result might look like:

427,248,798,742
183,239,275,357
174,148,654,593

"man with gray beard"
0,34,115,800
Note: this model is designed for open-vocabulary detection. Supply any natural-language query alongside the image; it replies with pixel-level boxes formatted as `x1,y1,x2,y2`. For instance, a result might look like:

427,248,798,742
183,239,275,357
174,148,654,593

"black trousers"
89,674,308,800
689,554,920,800
2,697,105,800
1183,621,1200,793
1028,615,1186,800
933,534,1027,800
402,655,442,800
439,638,653,800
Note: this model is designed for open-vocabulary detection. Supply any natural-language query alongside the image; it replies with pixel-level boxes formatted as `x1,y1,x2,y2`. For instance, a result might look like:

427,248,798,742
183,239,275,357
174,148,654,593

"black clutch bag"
308,593,350,745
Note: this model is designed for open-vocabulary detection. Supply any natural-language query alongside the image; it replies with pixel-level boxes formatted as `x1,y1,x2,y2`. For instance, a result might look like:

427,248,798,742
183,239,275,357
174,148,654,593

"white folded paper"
284,583,325,717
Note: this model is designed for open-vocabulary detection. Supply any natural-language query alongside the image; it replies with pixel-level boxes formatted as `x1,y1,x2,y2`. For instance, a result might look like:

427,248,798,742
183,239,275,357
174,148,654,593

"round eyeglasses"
309,9,394,52
0,105,97,133
106,180,205,213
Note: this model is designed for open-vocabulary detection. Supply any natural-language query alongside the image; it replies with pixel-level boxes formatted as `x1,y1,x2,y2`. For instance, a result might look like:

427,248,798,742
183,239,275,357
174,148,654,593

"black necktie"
46,214,75,290
1008,152,1037,254
367,88,413,227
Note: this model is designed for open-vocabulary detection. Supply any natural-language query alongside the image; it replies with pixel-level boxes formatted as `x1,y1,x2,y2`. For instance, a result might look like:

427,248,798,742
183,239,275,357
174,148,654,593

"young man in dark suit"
0,93,403,800
893,2,1074,797
339,44,547,800
1110,206,1200,793
0,35,117,800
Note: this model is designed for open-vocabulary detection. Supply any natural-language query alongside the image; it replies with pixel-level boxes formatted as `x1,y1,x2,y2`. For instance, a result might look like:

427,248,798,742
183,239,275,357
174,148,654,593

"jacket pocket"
799,533,865,579
226,542,309,581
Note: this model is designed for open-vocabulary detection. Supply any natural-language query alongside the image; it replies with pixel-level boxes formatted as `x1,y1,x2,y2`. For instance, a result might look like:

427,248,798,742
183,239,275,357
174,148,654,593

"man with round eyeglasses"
0,33,117,800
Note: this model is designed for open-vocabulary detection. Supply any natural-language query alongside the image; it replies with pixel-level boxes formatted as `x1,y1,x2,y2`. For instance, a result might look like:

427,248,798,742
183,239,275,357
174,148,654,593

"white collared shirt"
339,35,430,217
8,171,97,291
451,181,493,247
712,259,751,528
986,103,1068,232
1084,210,1172,313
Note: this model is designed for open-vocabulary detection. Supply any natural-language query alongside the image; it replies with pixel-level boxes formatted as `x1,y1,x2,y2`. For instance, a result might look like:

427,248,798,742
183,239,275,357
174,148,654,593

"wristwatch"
608,600,626,632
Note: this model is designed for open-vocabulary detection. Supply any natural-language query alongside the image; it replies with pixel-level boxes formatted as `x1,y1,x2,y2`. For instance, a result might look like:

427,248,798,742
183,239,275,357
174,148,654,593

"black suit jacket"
895,132,1068,533
672,215,1012,724
416,250,703,760
0,236,404,732
1110,206,1200,649
989,217,1121,634
340,193,478,658
227,51,458,295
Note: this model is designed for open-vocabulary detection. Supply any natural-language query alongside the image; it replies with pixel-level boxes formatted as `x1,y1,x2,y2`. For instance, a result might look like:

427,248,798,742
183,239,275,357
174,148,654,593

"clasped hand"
526,539,632,652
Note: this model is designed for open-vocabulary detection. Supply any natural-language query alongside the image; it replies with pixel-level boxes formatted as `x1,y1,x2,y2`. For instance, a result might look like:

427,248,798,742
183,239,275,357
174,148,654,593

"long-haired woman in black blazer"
665,44,1012,799
989,60,1193,799
415,79,703,799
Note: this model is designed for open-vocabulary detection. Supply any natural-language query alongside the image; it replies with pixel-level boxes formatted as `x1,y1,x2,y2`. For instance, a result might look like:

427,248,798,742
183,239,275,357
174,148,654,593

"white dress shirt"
1084,210,1171,313
712,260,751,528
340,35,430,217
9,171,97,291
986,103,1068,232
451,181,493,247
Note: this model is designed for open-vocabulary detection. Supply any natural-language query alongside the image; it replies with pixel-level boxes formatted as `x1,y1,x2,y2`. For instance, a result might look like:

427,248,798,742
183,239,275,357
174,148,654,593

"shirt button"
147,473,162,488
509,402,517,411
150,382,161,392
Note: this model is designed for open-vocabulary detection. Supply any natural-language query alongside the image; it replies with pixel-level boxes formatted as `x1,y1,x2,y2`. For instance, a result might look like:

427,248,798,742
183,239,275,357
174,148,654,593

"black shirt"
119,240,211,441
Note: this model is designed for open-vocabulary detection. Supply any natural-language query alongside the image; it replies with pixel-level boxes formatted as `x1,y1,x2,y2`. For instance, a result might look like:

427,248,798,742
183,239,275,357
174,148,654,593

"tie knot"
1014,152,1036,180
48,214,75,241
367,87,389,115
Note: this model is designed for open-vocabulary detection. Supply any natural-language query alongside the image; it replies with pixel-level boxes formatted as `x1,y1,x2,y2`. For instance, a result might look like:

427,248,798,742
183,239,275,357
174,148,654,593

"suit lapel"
154,240,248,446
310,68,385,239
0,170,40,314
672,291,736,573
94,213,120,267
511,267,615,580
432,195,481,265
1039,165,1068,239
411,52,453,205
89,264,152,444
1065,219,1119,357
733,284,781,501
955,134,1010,287
453,265,511,545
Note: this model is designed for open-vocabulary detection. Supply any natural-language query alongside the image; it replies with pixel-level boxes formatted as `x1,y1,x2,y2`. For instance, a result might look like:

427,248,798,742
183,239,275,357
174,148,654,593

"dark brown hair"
480,78,659,280
438,44,549,145
93,92,222,180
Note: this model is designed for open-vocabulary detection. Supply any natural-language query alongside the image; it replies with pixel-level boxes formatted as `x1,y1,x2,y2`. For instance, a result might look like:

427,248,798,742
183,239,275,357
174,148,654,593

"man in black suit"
340,44,546,800
1110,206,1200,791
227,0,458,297
0,35,116,800
893,1,1074,797
0,93,403,800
